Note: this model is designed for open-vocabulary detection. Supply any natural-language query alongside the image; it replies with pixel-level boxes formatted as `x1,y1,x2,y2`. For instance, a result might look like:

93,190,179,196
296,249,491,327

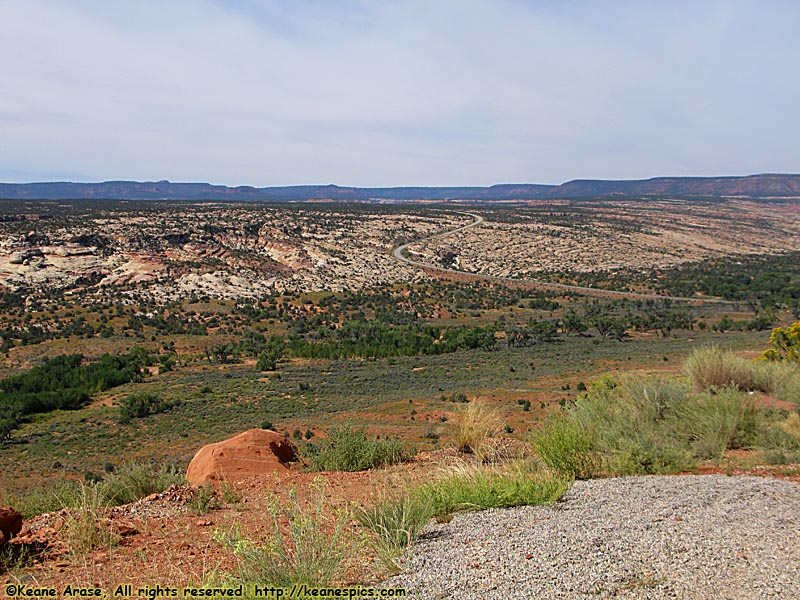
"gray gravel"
383,475,800,599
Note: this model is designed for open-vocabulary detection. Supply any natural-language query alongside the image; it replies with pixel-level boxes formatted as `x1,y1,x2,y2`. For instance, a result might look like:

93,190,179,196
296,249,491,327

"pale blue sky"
1,0,798,186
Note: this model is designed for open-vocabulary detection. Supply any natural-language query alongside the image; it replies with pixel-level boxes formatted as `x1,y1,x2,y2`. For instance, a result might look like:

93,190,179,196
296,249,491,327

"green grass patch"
305,423,411,472
355,492,432,574
356,461,568,574
98,461,184,506
531,416,598,479
413,462,569,520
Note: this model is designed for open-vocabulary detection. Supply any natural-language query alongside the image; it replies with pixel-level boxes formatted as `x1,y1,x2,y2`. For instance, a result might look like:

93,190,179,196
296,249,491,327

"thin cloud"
1,0,798,186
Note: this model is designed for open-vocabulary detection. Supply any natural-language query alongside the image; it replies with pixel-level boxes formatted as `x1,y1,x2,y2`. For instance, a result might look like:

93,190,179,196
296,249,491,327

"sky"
1,0,799,187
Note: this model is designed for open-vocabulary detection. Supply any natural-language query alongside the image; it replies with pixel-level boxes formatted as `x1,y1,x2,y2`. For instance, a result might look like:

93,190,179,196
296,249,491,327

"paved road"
392,211,734,304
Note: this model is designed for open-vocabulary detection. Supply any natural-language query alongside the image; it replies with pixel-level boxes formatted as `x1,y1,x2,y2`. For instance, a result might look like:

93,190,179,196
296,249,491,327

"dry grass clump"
683,345,800,404
452,401,503,458
782,412,800,440
683,346,761,392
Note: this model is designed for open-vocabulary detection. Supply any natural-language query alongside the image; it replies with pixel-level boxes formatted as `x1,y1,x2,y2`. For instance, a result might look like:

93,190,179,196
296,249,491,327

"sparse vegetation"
61,483,120,560
0,201,799,591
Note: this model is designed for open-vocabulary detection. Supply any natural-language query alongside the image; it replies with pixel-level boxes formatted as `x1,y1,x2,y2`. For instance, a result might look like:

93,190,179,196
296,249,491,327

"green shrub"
117,392,174,423
762,322,800,363
307,423,410,472
673,388,760,458
580,377,697,473
531,416,597,479
535,371,774,476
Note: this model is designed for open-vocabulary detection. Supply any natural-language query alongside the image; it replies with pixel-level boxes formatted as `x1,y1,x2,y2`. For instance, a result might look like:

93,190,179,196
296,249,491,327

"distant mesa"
186,429,298,487
1,173,799,201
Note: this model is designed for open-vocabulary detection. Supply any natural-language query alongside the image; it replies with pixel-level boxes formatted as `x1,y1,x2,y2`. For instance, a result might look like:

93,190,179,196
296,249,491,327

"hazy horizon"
2,172,799,189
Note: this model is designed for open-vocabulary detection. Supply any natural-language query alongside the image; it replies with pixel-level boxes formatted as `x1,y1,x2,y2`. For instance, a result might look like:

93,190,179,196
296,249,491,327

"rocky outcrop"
0,506,23,545
9,248,44,264
186,429,297,486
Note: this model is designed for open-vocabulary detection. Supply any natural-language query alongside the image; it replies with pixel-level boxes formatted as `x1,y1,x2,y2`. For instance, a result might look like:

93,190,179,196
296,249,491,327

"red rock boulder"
186,429,297,486
0,507,23,545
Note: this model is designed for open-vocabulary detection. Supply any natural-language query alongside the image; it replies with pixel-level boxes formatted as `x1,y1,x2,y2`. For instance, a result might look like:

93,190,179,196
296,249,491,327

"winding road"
392,211,734,304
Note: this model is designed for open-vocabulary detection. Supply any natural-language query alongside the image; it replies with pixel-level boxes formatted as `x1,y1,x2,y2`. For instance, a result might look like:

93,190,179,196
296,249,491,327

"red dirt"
3,447,798,592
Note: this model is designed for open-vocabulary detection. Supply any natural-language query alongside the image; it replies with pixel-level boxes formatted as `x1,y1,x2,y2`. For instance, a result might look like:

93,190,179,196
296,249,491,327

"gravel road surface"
383,475,800,599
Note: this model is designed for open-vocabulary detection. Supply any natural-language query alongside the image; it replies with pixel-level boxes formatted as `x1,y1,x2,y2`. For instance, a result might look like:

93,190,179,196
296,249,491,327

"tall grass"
61,483,120,560
683,346,760,392
782,412,800,440
355,492,432,574
754,360,800,405
673,387,760,459
215,480,351,587
2,479,81,520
